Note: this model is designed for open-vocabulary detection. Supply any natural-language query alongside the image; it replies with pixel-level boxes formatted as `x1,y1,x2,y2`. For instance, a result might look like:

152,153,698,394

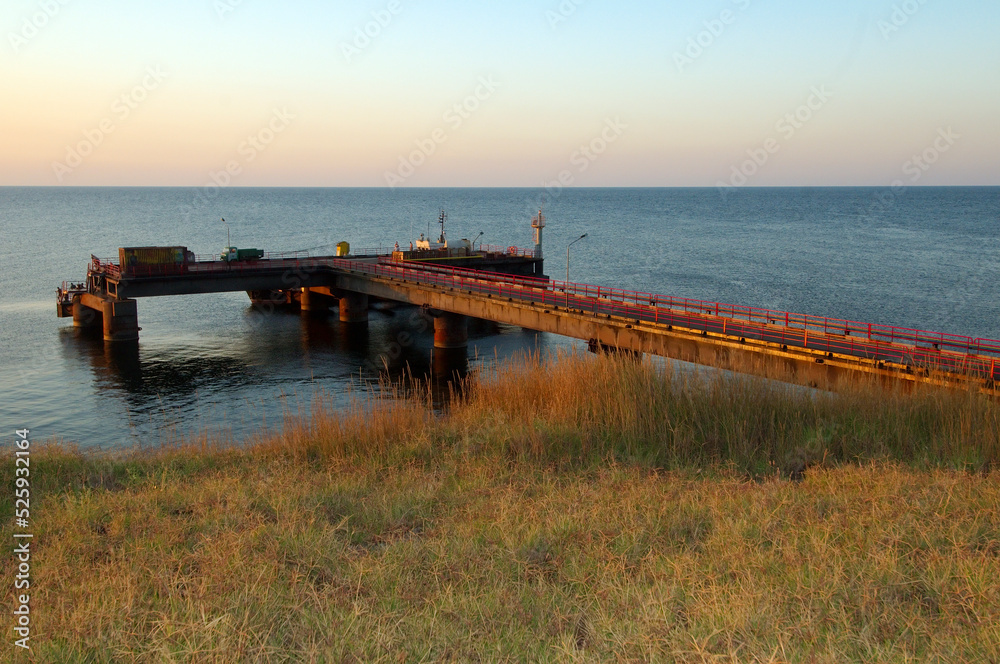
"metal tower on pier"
532,210,545,259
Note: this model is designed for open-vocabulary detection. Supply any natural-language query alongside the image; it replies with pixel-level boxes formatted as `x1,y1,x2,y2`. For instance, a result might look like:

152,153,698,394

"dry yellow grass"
3,352,1000,662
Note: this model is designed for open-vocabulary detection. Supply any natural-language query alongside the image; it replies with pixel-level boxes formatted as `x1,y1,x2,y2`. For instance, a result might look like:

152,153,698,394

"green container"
236,248,264,261
222,247,265,262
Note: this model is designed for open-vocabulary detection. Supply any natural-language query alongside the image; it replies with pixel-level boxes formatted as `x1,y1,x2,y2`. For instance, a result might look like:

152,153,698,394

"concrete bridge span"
57,253,1000,395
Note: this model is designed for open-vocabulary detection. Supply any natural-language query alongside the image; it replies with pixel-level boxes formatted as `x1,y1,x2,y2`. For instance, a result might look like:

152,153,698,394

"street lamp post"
472,231,484,251
220,217,232,266
566,233,588,282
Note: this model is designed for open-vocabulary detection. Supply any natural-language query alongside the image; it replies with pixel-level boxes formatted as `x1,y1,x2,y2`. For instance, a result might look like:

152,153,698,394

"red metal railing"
356,244,537,258
84,253,1000,380
326,258,1000,380
57,280,89,305
366,259,1000,355
477,244,538,257
94,245,538,279
99,250,317,278
91,255,121,279
344,246,393,256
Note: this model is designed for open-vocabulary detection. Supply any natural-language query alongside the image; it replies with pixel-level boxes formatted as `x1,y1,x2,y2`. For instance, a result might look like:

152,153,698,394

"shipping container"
221,247,265,262
119,246,189,268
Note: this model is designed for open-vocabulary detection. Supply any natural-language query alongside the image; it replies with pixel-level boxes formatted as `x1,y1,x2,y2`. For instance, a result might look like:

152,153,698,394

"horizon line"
2,184,999,190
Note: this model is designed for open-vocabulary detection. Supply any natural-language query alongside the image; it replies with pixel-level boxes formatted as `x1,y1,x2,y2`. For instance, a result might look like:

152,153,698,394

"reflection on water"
65,326,252,395
299,313,371,361
430,347,470,408
62,304,497,428
431,347,469,383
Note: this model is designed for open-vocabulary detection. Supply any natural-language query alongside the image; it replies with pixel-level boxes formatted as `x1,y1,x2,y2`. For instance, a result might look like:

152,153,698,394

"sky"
1,0,998,187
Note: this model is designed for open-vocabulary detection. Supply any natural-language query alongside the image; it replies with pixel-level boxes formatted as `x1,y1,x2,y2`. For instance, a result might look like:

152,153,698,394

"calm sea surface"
2,187,998,449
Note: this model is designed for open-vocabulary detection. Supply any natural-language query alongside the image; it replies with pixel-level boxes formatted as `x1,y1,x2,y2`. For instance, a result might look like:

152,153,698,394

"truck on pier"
220,247,265,262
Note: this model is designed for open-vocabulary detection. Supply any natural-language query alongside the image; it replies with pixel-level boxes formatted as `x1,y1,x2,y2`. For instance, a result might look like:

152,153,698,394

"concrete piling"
338,292,369,324
300,288,336,314
433,312,468,350
101,299,139,342
72,298,102,328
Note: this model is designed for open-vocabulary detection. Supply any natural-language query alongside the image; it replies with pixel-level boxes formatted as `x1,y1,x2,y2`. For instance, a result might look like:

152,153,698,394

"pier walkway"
58,251,1000,394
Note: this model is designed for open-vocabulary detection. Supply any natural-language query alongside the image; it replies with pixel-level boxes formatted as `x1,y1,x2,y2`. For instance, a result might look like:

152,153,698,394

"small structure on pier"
390,210,544,277
532,209,545,259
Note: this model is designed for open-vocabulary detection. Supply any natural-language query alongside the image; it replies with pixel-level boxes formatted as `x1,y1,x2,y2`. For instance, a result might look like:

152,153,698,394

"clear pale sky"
1,0,998,187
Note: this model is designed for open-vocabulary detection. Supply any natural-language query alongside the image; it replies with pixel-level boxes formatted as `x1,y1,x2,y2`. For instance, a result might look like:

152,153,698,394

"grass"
3,351,1000,662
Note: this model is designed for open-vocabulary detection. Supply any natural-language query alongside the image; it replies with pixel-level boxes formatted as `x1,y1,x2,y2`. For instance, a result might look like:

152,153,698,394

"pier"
56,243,1000,395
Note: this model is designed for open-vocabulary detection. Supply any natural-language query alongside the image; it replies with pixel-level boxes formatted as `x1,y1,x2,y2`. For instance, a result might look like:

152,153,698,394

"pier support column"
301,288,336,315
73,298,102,328
102,299,139,343
432,347,469,381
338,292,369,324
248,289,294,308
434,313,468,350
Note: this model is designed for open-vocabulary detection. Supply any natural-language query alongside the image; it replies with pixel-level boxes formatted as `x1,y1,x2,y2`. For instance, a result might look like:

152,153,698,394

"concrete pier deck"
57,252,1000,394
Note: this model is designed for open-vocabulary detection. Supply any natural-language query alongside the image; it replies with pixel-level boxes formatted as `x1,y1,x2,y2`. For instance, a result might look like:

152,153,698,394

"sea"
1,187,998,450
